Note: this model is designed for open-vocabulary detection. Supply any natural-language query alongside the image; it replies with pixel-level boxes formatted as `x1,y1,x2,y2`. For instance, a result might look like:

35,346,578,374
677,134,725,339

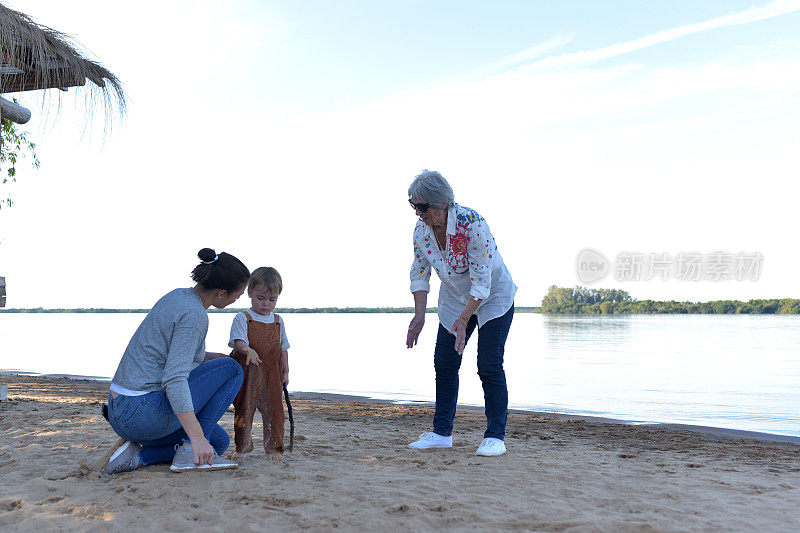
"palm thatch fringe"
0,2,125,120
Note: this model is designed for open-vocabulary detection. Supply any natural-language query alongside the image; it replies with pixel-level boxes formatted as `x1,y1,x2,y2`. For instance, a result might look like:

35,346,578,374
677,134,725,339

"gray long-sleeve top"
112,288,208,414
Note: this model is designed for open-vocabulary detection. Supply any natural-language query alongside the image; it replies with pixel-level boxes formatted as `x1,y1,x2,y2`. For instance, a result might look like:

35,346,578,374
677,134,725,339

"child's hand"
244,346,261,366
282,371,289,387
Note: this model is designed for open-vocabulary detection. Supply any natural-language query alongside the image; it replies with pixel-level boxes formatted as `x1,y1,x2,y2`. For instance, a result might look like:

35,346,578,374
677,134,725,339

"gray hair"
407,169,455,210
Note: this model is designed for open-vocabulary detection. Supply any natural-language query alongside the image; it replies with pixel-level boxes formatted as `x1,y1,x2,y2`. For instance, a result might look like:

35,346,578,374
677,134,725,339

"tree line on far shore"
8,287,800,315
540,285,800,315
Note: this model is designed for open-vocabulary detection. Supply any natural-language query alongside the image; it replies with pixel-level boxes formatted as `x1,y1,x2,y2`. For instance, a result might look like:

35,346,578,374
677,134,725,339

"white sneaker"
170,443,238,472
476,437,506,456
101,440,141,474
408,432,452,449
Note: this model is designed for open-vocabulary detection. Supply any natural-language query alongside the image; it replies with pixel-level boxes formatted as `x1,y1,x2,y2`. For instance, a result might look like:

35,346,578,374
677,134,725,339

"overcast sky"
1,0,799,308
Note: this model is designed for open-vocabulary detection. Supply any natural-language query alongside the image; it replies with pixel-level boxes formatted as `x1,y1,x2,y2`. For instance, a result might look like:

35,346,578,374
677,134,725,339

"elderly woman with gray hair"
406,170,517,456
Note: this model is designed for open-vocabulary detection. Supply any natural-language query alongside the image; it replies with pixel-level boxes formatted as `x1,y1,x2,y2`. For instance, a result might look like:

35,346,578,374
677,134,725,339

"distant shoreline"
4,285,799,315
542,286,800,315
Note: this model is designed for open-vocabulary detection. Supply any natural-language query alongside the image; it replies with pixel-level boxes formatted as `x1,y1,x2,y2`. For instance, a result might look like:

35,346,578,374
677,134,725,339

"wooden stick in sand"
283,384,294,452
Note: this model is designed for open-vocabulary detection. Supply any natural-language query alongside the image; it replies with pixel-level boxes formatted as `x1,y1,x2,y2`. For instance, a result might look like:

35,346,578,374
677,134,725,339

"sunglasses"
409,199,432,213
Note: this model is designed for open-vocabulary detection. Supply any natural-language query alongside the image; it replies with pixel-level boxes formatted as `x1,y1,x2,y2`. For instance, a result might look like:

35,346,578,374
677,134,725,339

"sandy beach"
1,375,799,532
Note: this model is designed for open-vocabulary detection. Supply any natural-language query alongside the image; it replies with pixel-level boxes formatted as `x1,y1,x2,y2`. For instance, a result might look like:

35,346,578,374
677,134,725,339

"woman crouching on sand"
101,248,249,474
406,170,517,456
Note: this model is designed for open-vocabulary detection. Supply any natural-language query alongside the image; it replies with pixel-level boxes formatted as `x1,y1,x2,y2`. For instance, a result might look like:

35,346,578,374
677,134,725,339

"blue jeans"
106,358,243,466
433,304,514,440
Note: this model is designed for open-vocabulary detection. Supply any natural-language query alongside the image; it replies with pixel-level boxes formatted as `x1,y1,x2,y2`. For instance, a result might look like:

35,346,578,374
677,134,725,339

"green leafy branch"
1,101,40,209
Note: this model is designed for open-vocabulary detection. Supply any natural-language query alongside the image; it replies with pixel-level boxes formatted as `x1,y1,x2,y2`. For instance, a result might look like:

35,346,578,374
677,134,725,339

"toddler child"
229,267,290,460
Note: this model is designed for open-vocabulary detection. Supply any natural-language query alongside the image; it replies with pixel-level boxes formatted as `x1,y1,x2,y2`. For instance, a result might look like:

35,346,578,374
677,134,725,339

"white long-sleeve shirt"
410,203,517,331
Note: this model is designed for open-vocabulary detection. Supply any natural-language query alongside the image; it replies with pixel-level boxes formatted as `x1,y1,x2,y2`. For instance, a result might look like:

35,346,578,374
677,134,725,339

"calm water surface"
1,313,798,436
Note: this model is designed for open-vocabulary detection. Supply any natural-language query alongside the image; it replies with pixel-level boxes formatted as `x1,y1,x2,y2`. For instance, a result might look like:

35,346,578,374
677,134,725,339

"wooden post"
1,98,4,306
0,95,31,124
0,97,4,306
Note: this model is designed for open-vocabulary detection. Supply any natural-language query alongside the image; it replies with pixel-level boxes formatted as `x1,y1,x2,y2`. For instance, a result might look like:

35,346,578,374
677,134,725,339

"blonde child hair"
248,267,282,294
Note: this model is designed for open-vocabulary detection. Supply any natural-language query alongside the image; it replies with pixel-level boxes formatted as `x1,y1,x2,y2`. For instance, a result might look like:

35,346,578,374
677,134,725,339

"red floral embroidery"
448,221,470,273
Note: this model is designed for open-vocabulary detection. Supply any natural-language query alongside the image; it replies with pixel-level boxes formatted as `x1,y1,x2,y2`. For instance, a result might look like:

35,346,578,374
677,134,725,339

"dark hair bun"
191,249,250,293
198,248,217,262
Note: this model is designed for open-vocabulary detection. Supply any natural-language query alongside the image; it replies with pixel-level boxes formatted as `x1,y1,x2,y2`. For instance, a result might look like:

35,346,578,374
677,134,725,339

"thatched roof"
0,3,124,115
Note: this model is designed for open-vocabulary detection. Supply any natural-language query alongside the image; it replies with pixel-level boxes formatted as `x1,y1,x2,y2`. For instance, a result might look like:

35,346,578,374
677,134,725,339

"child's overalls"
232,311,285,454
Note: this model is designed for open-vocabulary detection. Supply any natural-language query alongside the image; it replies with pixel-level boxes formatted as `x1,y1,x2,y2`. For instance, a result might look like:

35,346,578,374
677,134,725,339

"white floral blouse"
410,203,517,331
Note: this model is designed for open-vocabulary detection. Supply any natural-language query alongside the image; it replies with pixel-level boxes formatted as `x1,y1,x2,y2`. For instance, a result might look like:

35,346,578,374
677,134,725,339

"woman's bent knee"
203,357,244,385
210,356,241,374
226,357,244,384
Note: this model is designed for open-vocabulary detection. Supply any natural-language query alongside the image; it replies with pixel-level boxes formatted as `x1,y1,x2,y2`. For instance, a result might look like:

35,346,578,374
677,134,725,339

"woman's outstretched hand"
450,318,467,355
406,315,425,348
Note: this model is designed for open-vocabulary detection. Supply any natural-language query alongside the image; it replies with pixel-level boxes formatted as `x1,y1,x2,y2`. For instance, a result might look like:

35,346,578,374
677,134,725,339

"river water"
1,312,798,436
